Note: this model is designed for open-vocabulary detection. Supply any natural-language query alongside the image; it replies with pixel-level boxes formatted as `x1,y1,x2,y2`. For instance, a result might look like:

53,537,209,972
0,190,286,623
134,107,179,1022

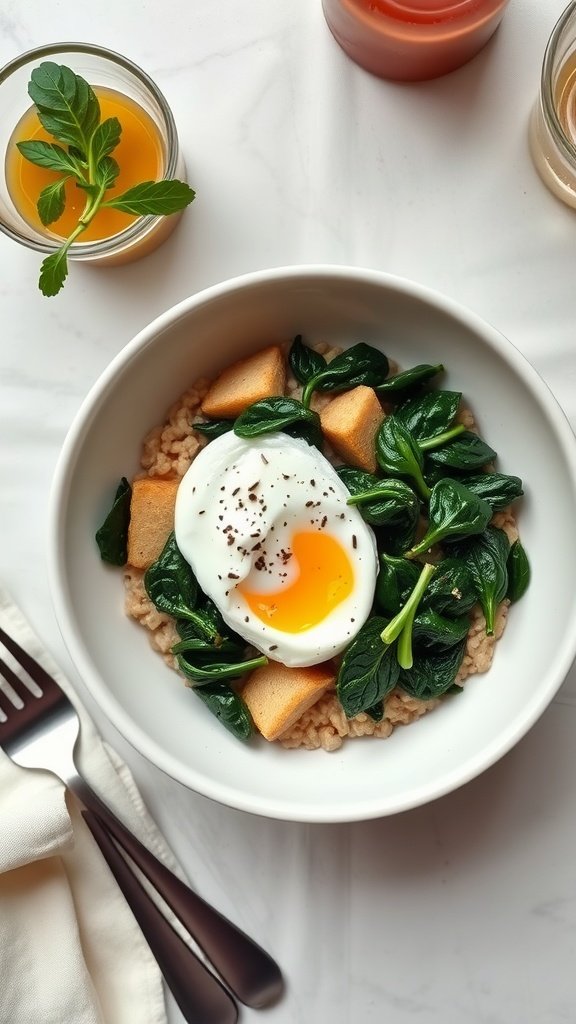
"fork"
0,623,283,1021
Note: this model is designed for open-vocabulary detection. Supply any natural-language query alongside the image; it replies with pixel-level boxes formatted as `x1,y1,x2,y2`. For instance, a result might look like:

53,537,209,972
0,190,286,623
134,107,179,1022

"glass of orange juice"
321,0,511,81
0,42,187,267
529,2,576,210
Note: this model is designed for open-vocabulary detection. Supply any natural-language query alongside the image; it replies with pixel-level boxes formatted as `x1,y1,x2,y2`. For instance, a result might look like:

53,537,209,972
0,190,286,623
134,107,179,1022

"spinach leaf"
506,539,531,602
191,681,254,740
336,616,400,718
412,609,471,650
375,363,444,396
366,701,385,722
458,472,524,510
338,466,420,528
376,416,430,500
172,635,245,663
301,342,389,408
175,596,236,645
288,334,327,384
234,396,322,448
395,390,462,443
375,553,420,617
450,527,510,635
420,557,477,618
375,516,420,557
399,638,467,700
176,652,267,683
406,479,492,558
425,431,497,472
95,476,132,565
193,419,234,440
144,533,218,642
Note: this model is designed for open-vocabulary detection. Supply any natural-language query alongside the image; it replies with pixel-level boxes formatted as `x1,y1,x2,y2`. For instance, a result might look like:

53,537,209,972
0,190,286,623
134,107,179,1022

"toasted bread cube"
201,345,286,419
127,477,180,570
241,661,335,742
319,385,384,474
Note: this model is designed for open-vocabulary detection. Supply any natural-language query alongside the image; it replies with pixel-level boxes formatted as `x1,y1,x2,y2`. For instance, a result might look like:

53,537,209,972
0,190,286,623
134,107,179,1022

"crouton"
127,477,180,569
319,385,384,474
201,345,286,419
241,661,335,742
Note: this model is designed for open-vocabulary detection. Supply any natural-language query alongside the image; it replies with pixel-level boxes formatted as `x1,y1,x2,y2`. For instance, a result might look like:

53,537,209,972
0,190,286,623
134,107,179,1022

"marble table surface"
3,1,576,1021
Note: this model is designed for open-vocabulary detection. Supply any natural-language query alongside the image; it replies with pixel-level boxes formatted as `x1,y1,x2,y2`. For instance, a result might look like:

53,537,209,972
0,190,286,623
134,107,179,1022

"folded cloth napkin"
0,587,179,1024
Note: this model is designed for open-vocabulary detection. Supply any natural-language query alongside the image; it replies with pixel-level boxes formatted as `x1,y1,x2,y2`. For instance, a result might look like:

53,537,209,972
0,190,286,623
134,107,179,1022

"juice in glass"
322,0,511,81
529,3,576,210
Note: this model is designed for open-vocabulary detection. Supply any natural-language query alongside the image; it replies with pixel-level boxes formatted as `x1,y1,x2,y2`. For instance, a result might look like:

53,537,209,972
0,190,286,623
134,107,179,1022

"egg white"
174,431,378,667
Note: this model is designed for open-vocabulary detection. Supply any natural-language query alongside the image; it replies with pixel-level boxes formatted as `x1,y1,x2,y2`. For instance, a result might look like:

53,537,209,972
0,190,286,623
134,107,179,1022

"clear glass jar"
321,0,511,82
529,3,576,210
0,42,187,266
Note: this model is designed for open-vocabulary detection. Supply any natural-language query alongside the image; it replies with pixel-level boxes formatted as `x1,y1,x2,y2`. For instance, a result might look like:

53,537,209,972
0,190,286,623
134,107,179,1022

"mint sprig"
17,62,195,296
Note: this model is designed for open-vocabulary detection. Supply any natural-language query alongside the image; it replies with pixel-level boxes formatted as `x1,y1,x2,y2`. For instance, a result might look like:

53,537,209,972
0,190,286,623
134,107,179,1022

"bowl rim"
48,263,576,822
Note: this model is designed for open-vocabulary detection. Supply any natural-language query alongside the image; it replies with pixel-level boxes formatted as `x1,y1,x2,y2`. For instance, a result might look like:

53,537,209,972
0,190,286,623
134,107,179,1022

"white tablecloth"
2,2,576,1021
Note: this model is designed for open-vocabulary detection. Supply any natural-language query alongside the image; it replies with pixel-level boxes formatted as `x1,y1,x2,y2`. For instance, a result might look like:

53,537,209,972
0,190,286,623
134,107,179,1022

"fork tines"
0,625,68,740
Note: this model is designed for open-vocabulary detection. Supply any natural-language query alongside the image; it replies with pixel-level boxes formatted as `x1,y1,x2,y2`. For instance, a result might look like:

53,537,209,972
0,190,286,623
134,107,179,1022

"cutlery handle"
73,777,283,1008
82,809,238,1024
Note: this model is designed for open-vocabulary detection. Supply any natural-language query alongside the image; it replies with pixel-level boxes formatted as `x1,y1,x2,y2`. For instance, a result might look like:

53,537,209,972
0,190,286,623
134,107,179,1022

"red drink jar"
321,0,511,81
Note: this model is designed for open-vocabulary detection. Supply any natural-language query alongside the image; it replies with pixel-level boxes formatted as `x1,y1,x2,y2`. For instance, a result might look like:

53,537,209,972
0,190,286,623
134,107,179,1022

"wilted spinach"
190,681,254,740
399,638,468,701
506,539,531,603
425,431,497,472
338,467,420,531
450,527,510,635
234,396,322,448
412,609,471,650
406,479,492,559
375,363,443,397
375,553,421,617
336,616,400,718
420,557,476,618
453,472,523,510
376,416,431,500
293,340,389,408
395,390,463,445
143,534,272,691
193,419,234,440
95,477,132,566
144,532,213,634
288,334,327,384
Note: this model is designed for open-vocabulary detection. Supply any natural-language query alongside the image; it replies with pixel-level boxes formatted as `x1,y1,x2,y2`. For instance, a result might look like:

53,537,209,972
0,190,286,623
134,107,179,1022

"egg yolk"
238,530,355,633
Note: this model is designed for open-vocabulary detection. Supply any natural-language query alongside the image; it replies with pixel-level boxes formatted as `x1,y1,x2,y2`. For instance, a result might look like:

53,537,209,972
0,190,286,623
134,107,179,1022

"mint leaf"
68,145,88,166
105,179,196,216
16,140,84,178
39,247,69,296
28,62,100,152
37,178,68,225
96,155,120,190
91,117,121,164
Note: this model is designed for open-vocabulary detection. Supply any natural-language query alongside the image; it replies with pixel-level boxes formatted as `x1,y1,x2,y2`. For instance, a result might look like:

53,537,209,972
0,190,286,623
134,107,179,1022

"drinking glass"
0,42,187,266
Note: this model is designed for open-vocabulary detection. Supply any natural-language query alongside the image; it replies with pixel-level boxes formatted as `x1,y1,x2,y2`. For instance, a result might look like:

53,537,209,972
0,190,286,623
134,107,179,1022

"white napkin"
0,587,178,1024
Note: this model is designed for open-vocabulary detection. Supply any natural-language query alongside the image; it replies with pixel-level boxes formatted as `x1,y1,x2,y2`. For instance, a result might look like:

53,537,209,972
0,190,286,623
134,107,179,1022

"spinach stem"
418,423,466,451
380,562,436,646
177,653,268,683
346,487,402,507
301,379,316,409
397,601,419,670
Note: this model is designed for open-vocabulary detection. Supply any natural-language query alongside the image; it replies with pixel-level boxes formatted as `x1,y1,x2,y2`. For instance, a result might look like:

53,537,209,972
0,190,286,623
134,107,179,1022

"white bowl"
49,265,576,822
